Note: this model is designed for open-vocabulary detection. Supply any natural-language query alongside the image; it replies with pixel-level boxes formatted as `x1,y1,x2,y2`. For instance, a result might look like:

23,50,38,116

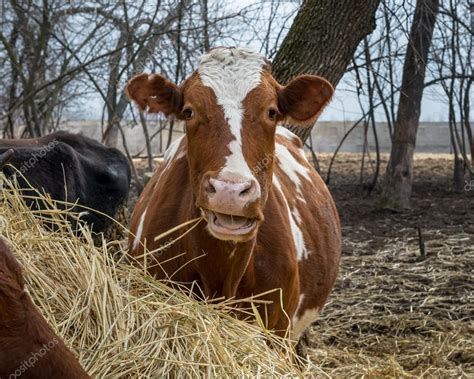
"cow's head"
126,47,333,242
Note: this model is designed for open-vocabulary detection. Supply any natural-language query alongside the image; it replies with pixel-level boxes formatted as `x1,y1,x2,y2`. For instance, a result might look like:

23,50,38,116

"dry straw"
0,177,310,377
306,229,474,377
4,166,470,378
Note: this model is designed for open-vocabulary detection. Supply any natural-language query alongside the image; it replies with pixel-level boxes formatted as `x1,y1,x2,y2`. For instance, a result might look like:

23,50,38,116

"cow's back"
0,132,131,233
0,238,89,378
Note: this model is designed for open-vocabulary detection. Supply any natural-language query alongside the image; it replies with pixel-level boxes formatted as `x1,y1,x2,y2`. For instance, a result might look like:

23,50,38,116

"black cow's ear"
0,149,14,169
125,73,183,116
277,75,333,127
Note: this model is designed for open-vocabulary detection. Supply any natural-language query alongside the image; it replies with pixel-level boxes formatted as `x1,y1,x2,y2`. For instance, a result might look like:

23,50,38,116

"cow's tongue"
213,212,250,230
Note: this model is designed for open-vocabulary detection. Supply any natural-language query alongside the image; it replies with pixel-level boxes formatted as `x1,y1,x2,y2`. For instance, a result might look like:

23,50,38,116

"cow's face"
126,47,333,242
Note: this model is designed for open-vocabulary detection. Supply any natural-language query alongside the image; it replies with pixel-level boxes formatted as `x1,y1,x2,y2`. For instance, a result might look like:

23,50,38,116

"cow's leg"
291,307,320,342
295,328,311,358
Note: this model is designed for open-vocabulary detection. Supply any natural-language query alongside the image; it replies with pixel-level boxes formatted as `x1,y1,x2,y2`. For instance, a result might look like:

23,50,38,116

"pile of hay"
0,178,307,377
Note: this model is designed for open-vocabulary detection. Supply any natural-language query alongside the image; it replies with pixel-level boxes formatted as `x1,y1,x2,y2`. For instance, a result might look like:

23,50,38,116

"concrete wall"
310,121,455,154
56,120,457,155
59,120,185,156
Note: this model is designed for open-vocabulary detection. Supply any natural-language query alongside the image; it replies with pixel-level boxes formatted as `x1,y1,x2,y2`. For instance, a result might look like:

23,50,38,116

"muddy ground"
129,153,473,377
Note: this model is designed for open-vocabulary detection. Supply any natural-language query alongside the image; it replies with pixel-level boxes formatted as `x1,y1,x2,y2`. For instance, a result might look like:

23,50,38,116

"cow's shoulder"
275,126,304,149
274,126,314,191
132,135,188,225
153,135,187,184
272,125,338,261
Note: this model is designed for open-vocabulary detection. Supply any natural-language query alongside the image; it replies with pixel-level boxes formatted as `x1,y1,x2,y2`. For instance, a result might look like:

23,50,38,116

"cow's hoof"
295,329,311,360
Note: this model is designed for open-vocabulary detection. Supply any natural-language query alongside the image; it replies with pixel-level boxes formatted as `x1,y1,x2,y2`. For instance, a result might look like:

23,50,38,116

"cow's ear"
0,149,14,169
277,75,333,126
125,73,183,117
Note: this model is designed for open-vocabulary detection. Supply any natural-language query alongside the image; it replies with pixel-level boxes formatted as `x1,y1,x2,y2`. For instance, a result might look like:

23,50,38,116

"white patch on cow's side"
272,175,310,261
276,126,308,161
164,134,185,163
276,125,298,142
272,173,284,194
198,47,264,186
291,306,319,341
288,205,309,260
292,206,302,225
153,135,186,191
275,143,311,198
132,208,148,251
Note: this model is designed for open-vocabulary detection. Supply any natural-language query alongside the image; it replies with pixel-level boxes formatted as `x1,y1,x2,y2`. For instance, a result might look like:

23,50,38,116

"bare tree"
272,0,382,143
0,0,103,137
381,0,439,208
430,0,473,192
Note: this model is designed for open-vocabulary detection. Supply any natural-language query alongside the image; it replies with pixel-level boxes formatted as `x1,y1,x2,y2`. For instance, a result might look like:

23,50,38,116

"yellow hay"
0,177,308,377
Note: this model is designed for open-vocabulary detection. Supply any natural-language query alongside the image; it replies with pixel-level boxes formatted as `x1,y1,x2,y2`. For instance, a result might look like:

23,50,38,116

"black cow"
0,131,131,233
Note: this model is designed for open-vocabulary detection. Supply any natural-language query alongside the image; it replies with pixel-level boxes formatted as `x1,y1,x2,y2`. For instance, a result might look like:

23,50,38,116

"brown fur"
0,238,89,378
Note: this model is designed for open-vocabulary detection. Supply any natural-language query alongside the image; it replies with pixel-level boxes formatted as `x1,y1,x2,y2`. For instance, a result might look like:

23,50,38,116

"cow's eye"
268,108,277,120
183,108,194,120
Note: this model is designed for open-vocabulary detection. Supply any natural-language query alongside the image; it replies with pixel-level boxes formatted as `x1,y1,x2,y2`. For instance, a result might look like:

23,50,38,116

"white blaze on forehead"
198,47,265,185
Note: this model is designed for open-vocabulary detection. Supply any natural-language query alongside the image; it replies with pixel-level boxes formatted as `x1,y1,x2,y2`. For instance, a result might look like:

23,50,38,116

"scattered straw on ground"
0,178,306,377
307,231,474,378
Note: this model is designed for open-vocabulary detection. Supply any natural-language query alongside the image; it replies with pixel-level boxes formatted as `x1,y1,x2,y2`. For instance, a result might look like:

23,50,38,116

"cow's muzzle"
198,175,262,241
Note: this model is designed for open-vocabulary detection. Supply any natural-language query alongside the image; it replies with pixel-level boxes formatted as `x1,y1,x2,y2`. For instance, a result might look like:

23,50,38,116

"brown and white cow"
126,47,341,340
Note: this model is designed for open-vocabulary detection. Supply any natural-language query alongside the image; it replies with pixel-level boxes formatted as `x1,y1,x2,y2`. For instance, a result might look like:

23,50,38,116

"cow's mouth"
204,210,257,239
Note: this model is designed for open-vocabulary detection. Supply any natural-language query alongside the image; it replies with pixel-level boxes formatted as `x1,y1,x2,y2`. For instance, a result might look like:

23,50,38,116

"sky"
321,84,454,123
72,0,471,124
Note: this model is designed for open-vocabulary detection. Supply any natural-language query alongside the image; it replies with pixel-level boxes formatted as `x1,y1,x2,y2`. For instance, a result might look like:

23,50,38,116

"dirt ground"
308,153,473,377
129,153,473,377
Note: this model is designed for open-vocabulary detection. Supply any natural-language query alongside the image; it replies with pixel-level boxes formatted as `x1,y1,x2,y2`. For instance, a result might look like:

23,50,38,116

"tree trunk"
272,0,381,142
464,78,473,167
381,0,439,209
103,120,120,148
453,156,465,194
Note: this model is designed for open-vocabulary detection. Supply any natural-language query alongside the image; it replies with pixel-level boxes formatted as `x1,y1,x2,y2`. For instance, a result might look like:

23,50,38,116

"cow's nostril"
206,183,216,194
205,178,217,195
239,182,254,198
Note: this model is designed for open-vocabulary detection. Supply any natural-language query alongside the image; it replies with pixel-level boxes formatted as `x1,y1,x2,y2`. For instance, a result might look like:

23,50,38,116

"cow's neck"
188,207,256,299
